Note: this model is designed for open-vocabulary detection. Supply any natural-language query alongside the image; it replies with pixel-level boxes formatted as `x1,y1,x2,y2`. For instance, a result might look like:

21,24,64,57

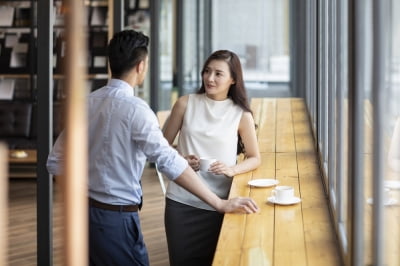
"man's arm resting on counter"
173,166,259,214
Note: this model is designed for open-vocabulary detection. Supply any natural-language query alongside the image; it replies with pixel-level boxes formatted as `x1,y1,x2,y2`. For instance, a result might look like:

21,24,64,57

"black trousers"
164,198,224,266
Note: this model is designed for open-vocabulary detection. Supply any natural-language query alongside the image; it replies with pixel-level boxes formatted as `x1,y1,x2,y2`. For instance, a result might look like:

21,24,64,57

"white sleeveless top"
166,94,243,211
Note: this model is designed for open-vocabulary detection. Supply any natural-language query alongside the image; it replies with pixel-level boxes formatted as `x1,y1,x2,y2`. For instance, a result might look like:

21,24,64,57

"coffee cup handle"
271,190,276,197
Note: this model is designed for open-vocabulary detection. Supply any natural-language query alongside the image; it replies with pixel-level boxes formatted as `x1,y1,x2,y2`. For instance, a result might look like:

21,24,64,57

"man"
47,30,259,265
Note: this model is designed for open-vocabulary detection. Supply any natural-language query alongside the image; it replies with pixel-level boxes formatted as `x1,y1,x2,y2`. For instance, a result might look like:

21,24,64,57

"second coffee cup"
272,186,295,202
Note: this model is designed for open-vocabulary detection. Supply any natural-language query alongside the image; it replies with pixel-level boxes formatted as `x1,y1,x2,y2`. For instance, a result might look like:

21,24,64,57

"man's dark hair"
108,30,149,78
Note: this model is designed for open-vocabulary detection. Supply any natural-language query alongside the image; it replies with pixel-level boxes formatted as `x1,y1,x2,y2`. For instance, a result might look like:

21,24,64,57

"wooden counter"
212,98,341,266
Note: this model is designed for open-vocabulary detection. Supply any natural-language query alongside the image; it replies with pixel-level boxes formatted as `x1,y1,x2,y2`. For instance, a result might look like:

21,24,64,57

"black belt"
89,198,139,212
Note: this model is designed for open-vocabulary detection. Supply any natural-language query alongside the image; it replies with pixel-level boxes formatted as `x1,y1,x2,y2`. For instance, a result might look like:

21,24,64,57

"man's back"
87,79,155,205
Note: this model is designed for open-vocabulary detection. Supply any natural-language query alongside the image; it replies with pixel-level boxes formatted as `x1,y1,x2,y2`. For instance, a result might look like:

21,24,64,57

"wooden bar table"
212,98,340,266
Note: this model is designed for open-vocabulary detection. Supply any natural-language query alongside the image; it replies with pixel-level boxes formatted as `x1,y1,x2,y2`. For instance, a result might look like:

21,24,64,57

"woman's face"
202,59,234,100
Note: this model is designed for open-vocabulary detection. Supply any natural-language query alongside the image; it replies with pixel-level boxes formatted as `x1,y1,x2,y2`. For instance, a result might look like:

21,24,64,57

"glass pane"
159,0,174,110
362,1,373,264
337,0,349,240
318,0,326,160
384,1,400,264
310,1,318,130
328,0,337,201
318,0,329,180
182,0,202,95
337,0,349,223
211,0,290,98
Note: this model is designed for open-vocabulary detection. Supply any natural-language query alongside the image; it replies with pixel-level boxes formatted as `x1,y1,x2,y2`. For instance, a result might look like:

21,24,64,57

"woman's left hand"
208,161,235,178
184,154,200,171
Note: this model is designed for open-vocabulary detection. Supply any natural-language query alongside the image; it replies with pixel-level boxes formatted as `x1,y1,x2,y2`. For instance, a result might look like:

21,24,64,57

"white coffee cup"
199,157,217,172
272,186,295,202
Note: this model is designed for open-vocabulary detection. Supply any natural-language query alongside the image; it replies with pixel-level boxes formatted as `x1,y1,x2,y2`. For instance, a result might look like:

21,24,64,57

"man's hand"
216,197,260,214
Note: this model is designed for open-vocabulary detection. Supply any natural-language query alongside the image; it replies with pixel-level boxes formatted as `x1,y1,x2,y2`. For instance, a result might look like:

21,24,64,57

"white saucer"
384,180,400,190
367,198,399,206
248,179,279,188
267,196,301,205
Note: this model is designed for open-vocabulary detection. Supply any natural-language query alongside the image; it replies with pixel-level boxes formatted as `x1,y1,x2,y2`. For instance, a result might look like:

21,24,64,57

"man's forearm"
173,166,224,212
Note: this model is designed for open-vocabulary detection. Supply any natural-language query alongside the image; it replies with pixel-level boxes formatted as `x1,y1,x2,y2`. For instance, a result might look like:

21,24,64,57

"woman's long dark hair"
197,50,255,154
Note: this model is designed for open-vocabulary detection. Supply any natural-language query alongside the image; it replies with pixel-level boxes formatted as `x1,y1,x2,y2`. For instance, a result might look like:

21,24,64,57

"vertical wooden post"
0,143,8,265
108,0,114,40
63,0,88,265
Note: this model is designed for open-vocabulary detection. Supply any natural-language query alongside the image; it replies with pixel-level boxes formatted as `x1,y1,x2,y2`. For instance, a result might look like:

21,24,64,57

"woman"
163,50,261,266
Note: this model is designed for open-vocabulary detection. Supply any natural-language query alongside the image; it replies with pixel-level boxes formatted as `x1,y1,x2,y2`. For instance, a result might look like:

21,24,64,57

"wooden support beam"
0,143,8,266
63,0,88,265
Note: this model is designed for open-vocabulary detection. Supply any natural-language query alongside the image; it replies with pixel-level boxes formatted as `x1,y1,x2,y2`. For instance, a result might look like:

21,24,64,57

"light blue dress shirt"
47,79,188,205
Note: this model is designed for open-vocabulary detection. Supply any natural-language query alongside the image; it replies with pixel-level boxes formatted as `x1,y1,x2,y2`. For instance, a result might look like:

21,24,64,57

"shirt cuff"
157,152,188,181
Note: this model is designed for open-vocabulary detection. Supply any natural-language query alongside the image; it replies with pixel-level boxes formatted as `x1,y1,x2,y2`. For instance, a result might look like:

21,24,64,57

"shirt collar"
107,79,135,96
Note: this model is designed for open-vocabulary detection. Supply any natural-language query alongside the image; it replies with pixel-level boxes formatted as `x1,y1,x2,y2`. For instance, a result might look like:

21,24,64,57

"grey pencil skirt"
164,198,224,266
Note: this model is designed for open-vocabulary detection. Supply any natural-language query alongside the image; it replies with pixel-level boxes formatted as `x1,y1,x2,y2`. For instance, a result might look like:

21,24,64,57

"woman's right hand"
184,154,200,171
